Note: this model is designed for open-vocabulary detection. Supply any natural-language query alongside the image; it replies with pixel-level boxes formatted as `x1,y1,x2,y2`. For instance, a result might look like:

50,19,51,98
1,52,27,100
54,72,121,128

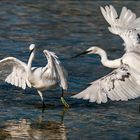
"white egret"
0,44,69,108
72,5,140,104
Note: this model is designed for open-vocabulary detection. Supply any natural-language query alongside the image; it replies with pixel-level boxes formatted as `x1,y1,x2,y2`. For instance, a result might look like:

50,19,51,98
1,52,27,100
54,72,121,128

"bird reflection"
29,120,66,140
0,111,67,140
2,119,30,139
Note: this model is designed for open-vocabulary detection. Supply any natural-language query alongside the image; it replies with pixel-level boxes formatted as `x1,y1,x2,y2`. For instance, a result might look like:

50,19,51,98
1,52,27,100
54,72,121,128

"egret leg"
61,89,69,108
37,90,46,108
60,107,69,122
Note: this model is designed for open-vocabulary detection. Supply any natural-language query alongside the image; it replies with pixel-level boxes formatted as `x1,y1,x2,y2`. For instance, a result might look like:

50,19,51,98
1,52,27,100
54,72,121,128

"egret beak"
72,50,92,58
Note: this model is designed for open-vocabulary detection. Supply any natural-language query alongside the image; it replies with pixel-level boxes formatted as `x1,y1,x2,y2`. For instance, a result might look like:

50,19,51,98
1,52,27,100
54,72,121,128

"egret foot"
60,107,68,122
61,97,69,108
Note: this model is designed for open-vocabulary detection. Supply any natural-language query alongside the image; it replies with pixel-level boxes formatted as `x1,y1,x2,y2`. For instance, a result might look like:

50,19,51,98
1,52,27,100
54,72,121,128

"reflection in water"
0,1,139,139
1,118,67,140
3,119,30,139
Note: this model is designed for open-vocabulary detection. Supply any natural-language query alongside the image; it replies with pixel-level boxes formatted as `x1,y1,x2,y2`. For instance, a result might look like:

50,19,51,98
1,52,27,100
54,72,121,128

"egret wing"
55,63,68,90
72,64,140,104
43,50,68,90
0,57,29,89
100,5,140,52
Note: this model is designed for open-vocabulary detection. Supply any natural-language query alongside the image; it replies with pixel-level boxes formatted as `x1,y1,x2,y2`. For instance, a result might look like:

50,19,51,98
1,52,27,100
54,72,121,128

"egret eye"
93,49,97,53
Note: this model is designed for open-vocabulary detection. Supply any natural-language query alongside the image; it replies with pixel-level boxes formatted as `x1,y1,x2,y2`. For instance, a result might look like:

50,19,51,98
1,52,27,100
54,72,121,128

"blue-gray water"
0,0,140,140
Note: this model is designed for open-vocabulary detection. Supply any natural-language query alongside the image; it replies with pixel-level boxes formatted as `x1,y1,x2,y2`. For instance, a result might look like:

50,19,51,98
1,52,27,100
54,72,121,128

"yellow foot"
61,97,69,108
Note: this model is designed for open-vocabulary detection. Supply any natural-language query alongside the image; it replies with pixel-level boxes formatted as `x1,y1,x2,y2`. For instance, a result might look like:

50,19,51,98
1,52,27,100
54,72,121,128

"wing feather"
72,64,140,104
100,5,140,52
0,57,28,89
43,50,68,90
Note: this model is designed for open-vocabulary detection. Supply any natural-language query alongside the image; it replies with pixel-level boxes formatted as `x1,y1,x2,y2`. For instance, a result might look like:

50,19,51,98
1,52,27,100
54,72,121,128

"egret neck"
97,48,121,69
27,48,36,75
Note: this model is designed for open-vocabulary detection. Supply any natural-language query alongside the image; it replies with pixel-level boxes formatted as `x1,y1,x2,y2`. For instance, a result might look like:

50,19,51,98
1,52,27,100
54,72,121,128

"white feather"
72,64,140,103
100,5,140,52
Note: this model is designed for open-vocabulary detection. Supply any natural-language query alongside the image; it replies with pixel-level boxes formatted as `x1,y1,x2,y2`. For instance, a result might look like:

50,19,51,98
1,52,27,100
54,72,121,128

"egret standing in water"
72,5,140,104
0,44,69,108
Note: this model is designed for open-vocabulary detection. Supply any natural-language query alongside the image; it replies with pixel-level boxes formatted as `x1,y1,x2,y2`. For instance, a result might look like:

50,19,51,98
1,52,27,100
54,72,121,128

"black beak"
29,48,35,57
29,49,33,57
72,50,91,58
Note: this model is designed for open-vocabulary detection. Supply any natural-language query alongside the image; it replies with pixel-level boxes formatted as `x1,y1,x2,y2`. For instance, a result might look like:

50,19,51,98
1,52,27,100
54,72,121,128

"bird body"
72,5,140,104
27,67,58,91
122,52,140,72
0,44,68,108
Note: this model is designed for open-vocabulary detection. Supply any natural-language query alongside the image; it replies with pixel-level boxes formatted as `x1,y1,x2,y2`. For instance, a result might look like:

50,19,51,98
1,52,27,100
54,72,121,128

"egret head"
29,44,35,51
86,46,99,54
29,44,36,57
73,46,99,58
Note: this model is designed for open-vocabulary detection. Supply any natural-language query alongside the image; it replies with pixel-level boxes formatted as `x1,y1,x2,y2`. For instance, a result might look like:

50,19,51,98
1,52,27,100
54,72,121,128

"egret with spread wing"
0,44,69,108
72,5,140,104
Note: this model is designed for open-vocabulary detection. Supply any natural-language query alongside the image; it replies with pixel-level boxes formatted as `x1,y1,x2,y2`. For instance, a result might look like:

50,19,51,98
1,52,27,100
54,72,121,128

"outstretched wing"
72,64,140,104
100,5,140,52
0,57,29,89
43,50,68,90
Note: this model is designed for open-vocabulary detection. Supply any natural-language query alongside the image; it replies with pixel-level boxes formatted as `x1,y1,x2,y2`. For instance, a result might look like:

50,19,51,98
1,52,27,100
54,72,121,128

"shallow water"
0,0,140,140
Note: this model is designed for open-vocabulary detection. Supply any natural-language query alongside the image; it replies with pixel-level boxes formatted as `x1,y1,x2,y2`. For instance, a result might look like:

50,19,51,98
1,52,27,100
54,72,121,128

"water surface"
0,1,140,140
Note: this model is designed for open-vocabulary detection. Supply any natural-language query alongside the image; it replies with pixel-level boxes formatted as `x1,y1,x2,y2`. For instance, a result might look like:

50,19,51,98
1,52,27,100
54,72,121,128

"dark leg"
60,88,69,108
41,101,46,113
60,107,69,122
61,88,64,98
42,101,46,108
37,90,46,109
